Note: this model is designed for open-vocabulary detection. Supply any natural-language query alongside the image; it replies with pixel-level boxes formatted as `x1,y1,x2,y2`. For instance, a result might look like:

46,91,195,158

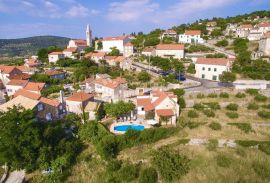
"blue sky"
0,0,269,39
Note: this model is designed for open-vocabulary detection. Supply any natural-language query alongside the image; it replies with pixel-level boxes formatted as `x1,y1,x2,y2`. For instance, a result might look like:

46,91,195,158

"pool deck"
110,122,152,135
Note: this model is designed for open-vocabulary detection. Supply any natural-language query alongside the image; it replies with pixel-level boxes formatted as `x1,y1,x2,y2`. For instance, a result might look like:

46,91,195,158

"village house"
195,58,231,81
85,101,101,120
6,79,28,96
65,91,94,114
94,77,128,102
24,82,46,94
24,57,41,68
259,32,270,56
248,29,264,41
63,47,77,59
14,89,41,100
16,65,35,75
0,65,24,85
136,90,179,125
225,23,238,36
178,30,204,44
67,39,87,52
85,52,106,63
123,42,134,57
48,52,65,63
160,29,178,39
142,47,156,57
256,23,270,34
101,35,130,53
155,44,185,59
206,21,220,34
104,56,132,70
45,69,65,80
236,24,253,38
80,78,95,92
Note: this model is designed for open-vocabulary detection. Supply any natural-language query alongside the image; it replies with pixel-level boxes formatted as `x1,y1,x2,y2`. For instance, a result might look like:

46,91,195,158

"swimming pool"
113,124,145,132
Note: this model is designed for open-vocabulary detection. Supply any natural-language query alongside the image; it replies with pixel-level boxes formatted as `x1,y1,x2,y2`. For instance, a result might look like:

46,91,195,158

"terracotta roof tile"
95,77,127,89
48,52,64,55
66,92,94,102
24,82,45,92
196,58,229,66
14,89,41,100
40,97,60,107
266,32,270,38
8,73,31,80
136,98,154,112
0,95,39,112
102,36,128,41
0,65,17,74
63,47,77,53
142,47,155,52
239,24,253,29
257,23,270,28
164,29,177,34
156,44,184,50
156,109,174,116
185,30,201,35
7,79,28,86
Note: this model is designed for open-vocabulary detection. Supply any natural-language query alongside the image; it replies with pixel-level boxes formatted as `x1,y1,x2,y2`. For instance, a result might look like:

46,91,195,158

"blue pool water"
114,124,145,132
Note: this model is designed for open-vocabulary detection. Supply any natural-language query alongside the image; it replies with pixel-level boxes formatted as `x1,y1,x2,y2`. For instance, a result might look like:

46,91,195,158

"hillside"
0,36,70,57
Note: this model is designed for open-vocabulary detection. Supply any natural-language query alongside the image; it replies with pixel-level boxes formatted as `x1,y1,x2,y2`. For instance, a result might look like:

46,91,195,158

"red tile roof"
40,97,60,107
102,36,128,41
185,30,201,35
105,56,118,61
45,70,65,76
48,52,64,55
137,98,154,112
196,58,229,66
142,47,155,52
24,82,45,92
156,44,184,50
114,56,126,63
156,109,174,116
92,52,106,57
95,77,127,89
164,29,177,34
14,89,41,100
239,24,253,29
63,47,77,53
66,92,94,102
257,23,270,28
8,73,31,80
73,39,87,46
0,65,17,74
7,79,28,86
16,66,32,73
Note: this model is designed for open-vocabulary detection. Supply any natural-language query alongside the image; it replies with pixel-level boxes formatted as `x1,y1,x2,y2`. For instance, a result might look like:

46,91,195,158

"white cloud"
107,0,159,22
66,4,98,17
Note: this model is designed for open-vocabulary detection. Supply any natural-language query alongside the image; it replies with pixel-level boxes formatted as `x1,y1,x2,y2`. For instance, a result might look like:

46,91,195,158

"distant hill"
0,36,70,57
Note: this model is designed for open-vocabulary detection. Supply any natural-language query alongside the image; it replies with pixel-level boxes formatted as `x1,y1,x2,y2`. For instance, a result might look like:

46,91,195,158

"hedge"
209,122,222,130
235,93,246,98
203,109,215,117
226,103,239,111
226,112,239,119
228,123,252,133
247,102,259,110
258,110,270,119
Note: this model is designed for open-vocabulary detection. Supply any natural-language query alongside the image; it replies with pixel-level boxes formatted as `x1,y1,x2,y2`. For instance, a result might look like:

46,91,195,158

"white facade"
48,53,65,63
259,33,270,56
142,49,156,57
6,84,25,96
156,49,184,59
66,100,85,114
123,44,134,57
179,31,204,44
86,24,93,47
195,59,230,81
102,36,130,53
248,30,263,41
236,25,253,38
257,25,270,34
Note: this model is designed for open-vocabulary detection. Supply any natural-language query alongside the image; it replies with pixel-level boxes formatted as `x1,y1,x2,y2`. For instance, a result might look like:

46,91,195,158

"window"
202,67,205,71
46,113,52,121
212,75,217,81
214,68,217,72
37,104,44,111
208,68,211,71
202,74,205,79
142,107,144,111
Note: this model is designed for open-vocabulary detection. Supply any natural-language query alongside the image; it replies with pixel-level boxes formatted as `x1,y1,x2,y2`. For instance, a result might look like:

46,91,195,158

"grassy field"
36,91,270,183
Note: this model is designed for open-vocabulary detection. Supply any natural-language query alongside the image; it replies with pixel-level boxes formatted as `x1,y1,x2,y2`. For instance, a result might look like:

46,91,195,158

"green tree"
37,48,48,60
104,101,135,118
219,72,236,83
107,47,120,56
138,71,151,82
84,47,95,53
96,135,119,159
187,63,196,74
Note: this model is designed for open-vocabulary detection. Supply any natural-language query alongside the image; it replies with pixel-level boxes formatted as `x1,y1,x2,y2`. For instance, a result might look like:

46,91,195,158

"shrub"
235,140,260,147
187,122,201,129
226,112,239,119
216,154,231,167
245,89,259,96
207,93,218,98
207,139,218,151
193,103,205,111
178,139,190,145
247,102,259,110
107,160,122,172
209,122,222,130
228,123,253,133
235,92,246,98
261,104,270,109
258,110,270,119
254,95,268,102
258,143,270,155
202,109,215,117
219,92,229,98
197,93,205,99
96,135,119,160
204,102,221,110
152,148,190,182
178,97,186,108
118,163,139,182
252,162,270,181
188,110,199,118
139,167,158,183
226,103,238,111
